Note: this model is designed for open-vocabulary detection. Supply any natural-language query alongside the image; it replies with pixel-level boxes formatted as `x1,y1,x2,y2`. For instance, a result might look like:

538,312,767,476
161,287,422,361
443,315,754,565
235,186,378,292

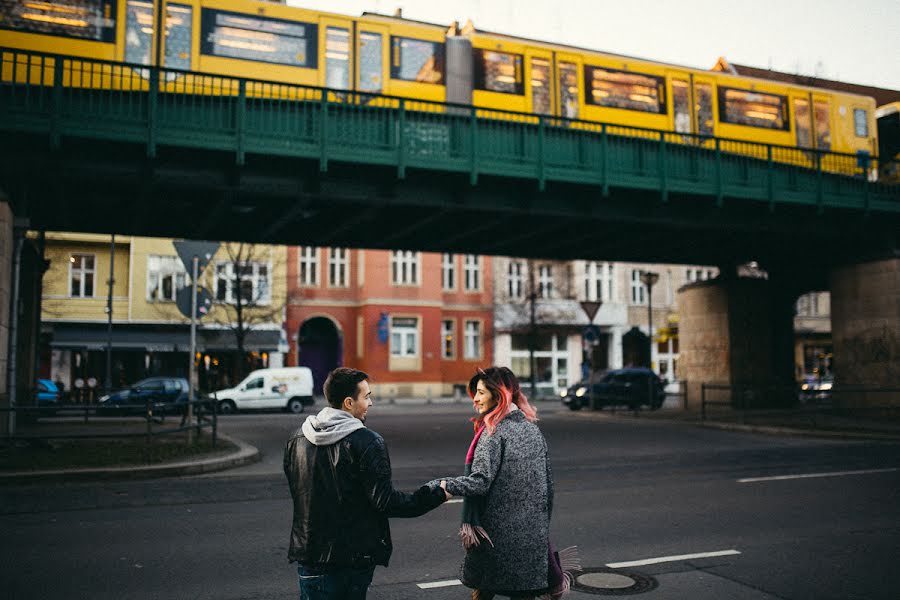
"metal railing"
2,48,898,213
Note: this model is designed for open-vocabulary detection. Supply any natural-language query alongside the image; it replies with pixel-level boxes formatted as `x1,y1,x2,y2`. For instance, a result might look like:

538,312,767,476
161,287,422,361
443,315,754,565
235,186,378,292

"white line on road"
606,549,741,568
737,467,898,483
417,579,463,589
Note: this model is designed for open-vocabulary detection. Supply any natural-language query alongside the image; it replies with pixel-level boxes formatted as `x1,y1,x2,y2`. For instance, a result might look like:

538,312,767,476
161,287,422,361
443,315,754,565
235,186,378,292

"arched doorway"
297,317,342,395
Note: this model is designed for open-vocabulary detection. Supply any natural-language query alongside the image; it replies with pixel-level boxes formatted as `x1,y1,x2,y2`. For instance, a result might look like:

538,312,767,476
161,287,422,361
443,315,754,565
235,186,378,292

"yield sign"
579,300,603,324
173,240,221,275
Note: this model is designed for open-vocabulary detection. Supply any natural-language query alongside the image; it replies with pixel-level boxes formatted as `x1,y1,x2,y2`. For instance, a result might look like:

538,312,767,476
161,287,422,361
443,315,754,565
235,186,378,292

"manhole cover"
570,567,658,595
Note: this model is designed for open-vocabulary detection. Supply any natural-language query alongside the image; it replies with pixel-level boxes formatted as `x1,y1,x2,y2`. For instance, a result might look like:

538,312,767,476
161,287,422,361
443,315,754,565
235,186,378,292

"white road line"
417,579,463,589
606,549,741,568
445,499,463,504
737,467,898,483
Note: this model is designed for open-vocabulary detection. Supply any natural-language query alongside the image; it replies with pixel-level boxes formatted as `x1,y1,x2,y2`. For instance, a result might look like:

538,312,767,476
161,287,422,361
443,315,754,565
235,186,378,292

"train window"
584,66,666,114
559,62,579,119
530,58,551,114
718,87,789,131
794,98,812,148
164,4,192,70
474,49,524,95
814,101,831,149
694,82,713,136
200,9,318,68
125,1,153,66
358,31,383,92
854,108,868,137
672,80,690,133
390,36,444,84
0,0,116,42
325,27,349,90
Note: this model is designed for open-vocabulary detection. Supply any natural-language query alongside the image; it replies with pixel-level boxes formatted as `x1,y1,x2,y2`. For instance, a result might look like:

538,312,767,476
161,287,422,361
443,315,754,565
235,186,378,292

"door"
692,75,716,138
241,376,266,409
670,75,691,135
811,93,832,152
555,52,582,120
525,48,553,117
319,16,353,95
357,23,389,97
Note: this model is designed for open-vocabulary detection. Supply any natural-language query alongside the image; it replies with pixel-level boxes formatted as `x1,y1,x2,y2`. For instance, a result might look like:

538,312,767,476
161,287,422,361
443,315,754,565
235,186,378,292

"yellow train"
0,0,883,175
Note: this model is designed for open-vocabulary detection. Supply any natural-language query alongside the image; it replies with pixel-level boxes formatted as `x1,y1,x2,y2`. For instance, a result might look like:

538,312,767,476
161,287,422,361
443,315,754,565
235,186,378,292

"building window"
391,251,418,285
215,261,271,305
441,319,455,359
686,268,715,283
584,261,613,302
69,254,95,298
538,264,553,299
464,320,482,360
442,253,456,290
796,293,820,316
464,255,481,291
630,269,646,305
147,255,187,302
328,248,348,287
510,332,569,393
390,316,418,357
508,260,524,300
298,247,318,286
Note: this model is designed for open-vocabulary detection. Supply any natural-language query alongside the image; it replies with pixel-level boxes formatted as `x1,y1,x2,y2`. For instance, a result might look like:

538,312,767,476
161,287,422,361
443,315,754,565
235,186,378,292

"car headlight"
801,383,810,391
98,395,110,403
560,390,568,398
575,386,587,398
819,382,832,391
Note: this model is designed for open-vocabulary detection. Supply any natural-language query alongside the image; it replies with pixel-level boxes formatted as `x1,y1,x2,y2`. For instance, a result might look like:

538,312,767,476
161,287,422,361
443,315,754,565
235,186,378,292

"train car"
876,102,900,183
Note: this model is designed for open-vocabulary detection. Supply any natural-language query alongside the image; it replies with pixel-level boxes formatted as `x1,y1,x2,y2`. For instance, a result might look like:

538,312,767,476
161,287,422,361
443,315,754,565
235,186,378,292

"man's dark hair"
323,368,369,408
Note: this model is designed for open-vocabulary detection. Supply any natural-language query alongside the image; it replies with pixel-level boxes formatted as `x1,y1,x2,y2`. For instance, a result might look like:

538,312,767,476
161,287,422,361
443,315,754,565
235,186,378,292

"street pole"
105,234,115,395
188,256,198,443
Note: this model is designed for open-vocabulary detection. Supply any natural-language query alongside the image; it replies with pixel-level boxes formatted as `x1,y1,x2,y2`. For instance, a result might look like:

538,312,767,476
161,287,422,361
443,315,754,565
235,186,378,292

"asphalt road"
2,402,900,599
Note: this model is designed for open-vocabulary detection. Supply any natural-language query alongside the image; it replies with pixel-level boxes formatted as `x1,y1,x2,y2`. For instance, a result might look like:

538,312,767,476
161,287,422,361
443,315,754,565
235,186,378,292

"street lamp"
639,271,659,369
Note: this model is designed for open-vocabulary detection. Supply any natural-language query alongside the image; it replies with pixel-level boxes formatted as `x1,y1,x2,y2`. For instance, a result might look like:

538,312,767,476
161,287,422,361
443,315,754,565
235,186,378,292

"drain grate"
570,568,659,595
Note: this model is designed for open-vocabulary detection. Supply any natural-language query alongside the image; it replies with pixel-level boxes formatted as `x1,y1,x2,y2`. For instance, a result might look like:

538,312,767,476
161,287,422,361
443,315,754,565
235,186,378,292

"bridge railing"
2,48,898,212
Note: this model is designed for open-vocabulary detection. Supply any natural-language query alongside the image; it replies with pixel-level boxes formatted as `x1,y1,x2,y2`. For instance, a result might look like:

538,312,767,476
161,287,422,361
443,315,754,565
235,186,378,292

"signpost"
579,301,602,410
173,241,220,442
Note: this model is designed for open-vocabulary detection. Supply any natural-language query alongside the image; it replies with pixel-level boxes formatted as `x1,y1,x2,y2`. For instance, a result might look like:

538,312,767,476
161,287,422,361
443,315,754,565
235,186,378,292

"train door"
668,72,691,136
122,0,195,71
356,22,389,96
811,92,832,152
691,74,716,138
525,48,554,117
319,15,354,92
555,52,582,120
791,92,813,150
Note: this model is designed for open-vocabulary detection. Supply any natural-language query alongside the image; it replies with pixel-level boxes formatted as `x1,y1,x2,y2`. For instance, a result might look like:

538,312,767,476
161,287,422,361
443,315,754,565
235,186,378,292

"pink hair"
469,367,537,434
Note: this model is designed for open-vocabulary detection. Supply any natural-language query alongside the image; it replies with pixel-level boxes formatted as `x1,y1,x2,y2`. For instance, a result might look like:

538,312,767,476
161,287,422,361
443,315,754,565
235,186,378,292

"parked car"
36,379,61,415
561,368,666,411
97,377,197,416
800,374,833,403
213,367,314,414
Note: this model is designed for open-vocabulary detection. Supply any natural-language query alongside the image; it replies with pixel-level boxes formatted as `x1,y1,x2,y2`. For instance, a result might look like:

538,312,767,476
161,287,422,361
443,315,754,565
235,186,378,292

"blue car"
36,379,61,416
97,377,197,416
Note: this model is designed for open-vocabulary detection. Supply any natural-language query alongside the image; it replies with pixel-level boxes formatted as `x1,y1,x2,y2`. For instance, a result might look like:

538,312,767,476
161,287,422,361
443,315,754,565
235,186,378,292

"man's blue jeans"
297,565,376,600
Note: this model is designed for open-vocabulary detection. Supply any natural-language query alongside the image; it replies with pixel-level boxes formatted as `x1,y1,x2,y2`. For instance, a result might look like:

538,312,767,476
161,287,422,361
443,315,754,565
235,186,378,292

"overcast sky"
289,0,899,91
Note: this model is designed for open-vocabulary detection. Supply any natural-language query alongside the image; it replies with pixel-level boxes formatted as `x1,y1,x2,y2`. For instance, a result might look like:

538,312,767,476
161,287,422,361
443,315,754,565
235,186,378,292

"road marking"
737,467,898,483
417,579,462,589
607,549,741,568
445,498,463,504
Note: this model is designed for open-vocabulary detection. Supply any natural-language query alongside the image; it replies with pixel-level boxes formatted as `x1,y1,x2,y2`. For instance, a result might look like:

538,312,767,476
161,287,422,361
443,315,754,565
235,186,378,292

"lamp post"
639,271,659,369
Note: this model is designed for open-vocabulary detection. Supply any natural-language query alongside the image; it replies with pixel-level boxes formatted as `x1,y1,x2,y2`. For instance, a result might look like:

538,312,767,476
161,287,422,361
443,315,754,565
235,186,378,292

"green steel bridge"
1,49,898,277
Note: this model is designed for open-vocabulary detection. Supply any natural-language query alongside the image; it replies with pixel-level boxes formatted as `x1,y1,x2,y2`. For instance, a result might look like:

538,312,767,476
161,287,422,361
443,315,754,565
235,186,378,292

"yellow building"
38,233,287,398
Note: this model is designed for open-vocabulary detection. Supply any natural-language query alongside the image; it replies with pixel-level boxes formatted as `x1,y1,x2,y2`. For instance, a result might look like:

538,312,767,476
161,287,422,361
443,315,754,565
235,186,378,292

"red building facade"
285,248,493,398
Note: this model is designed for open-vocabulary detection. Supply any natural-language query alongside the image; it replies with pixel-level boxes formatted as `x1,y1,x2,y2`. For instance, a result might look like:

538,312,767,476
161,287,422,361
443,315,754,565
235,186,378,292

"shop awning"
49,325,280,353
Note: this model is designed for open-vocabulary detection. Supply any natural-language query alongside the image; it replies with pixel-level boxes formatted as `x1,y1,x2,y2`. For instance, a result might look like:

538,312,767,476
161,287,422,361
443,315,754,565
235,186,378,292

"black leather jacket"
284,426,445,568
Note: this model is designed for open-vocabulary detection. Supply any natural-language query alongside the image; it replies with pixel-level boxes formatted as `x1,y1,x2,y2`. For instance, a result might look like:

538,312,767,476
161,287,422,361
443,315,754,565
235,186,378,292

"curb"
0,433,260,483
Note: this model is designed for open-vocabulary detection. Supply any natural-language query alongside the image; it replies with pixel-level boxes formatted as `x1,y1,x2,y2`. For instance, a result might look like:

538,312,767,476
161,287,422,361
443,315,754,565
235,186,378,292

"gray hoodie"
301,406,365,447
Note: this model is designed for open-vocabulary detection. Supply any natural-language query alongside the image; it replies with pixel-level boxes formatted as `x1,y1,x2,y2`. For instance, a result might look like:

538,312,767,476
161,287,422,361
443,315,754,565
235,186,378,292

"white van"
213,367,314,414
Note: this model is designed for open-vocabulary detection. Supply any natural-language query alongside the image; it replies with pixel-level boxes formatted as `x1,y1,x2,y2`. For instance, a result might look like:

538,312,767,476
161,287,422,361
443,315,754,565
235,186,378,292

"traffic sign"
176,286,213,320
173,240,220,276
579,300,602,323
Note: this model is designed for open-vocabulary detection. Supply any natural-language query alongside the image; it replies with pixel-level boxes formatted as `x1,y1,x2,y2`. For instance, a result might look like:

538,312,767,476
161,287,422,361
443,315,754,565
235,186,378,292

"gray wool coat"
443,409,553,593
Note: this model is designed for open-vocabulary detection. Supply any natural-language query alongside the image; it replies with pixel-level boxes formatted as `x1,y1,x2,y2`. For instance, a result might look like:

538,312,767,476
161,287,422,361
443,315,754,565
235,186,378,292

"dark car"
97,377,196,417
561,367,666,411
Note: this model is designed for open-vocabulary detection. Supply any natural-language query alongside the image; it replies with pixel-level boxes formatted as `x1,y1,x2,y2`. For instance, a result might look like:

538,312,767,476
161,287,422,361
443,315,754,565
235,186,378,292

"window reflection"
475,49,523,95
325,26,349,90
585,66,666,114
559,62,579,119
390,36,444,84
718,87,788,131
694,82,713,137
814,101,831,150
358,31,382,92
672,79,690,133
0,0,116,42
531,57,551,114
794,98,811,148
201,9,316,68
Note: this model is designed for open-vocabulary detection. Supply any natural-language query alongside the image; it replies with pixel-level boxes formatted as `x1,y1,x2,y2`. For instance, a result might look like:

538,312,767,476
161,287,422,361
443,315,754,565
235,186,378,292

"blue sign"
583,325,600,344
377,313,389,344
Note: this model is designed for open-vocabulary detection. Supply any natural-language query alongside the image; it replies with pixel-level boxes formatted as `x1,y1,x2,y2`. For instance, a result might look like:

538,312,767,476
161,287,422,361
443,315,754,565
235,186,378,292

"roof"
712,57,900,107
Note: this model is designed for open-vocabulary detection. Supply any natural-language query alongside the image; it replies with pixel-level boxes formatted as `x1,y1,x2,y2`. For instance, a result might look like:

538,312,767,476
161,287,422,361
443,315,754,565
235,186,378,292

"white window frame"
441,319,455,359
464,254,481,291
146,255,188,302
463,319,483,360
584,261,613,302
630,269,646,305
69,253,96,298
328,248,349,288
538,264,553,299
215,260,272,305
390,316,419,357
298,247,319,287
508,260,524,300
442,253,456,290
391,251,419,286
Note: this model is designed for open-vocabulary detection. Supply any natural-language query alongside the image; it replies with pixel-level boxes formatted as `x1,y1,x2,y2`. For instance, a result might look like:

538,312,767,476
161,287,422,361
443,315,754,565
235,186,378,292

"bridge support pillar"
830,257,900,403
679,272,797,411
1,200,13,432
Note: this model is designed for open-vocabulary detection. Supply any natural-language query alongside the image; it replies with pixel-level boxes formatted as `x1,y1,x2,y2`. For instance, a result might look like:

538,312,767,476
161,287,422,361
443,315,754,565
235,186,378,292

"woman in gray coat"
438,367,569,600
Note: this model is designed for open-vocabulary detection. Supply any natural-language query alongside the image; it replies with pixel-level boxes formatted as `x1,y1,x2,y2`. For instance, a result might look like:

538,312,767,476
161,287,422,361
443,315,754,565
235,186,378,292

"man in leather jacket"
284,367,448,599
